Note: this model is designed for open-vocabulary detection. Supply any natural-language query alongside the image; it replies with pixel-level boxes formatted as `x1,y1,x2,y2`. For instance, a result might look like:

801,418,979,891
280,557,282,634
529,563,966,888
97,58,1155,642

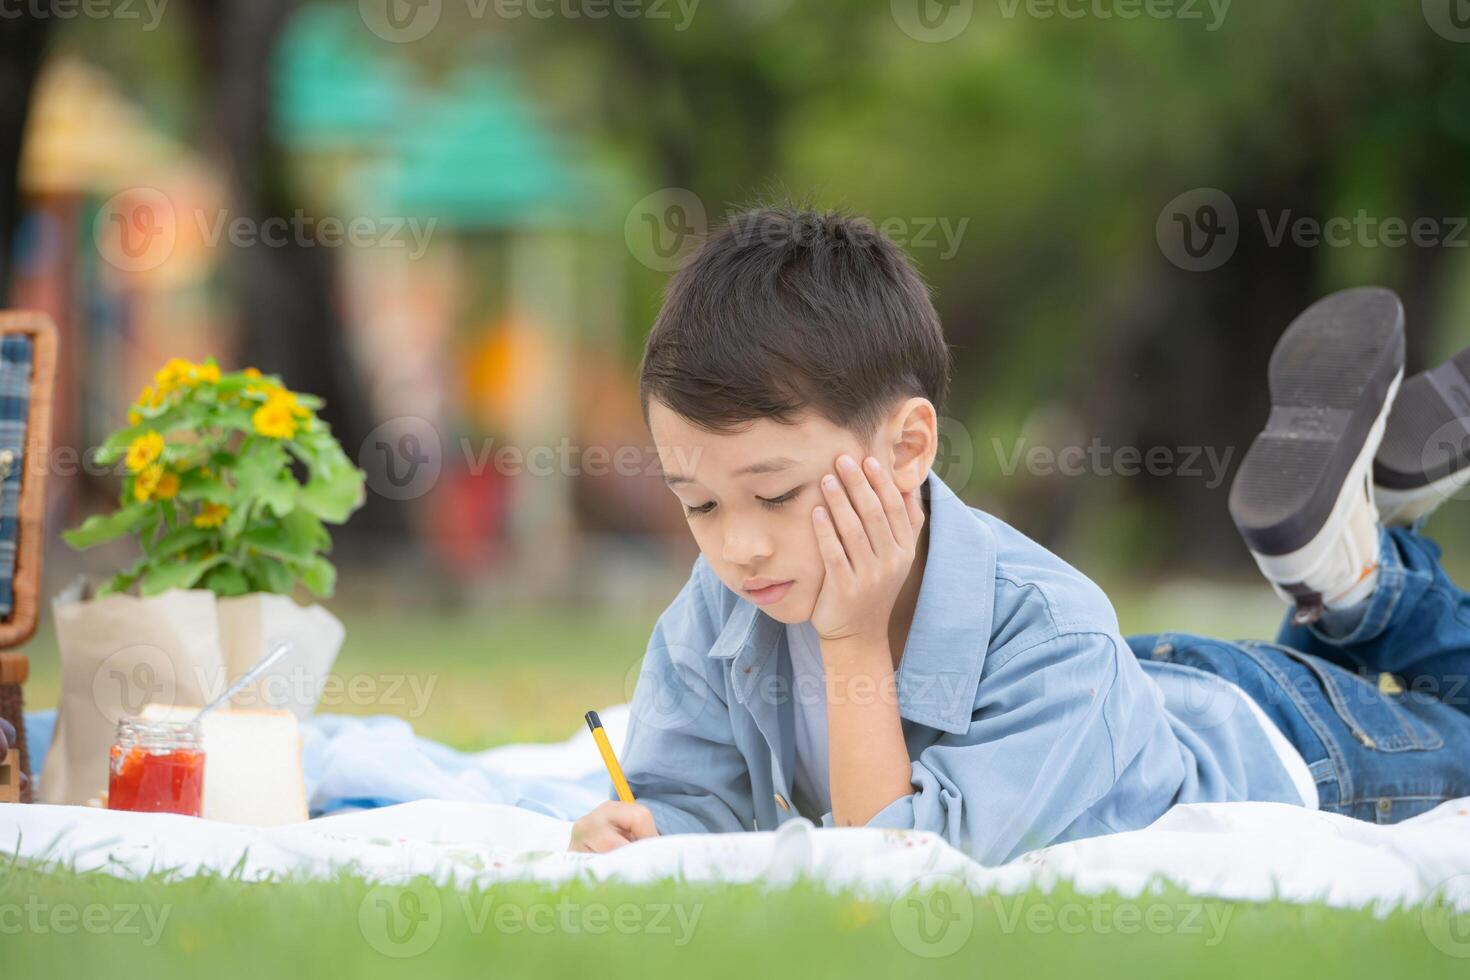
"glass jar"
107,719,206,817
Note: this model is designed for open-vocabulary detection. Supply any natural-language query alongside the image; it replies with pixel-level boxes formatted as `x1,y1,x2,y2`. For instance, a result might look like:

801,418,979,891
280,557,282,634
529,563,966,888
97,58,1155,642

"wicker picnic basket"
0,312,58,804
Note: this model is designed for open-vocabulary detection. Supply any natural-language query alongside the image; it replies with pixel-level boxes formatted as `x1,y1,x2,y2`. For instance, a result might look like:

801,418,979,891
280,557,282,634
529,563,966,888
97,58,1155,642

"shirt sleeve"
863,630,1130,865
617,568,755,836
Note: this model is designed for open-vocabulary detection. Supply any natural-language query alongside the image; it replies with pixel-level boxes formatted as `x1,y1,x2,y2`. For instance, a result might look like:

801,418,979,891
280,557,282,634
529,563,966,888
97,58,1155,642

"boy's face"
649,400,882,624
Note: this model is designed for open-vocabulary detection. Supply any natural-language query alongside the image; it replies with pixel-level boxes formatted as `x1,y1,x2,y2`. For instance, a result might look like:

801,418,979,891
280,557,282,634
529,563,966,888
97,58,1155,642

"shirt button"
774,793,790,812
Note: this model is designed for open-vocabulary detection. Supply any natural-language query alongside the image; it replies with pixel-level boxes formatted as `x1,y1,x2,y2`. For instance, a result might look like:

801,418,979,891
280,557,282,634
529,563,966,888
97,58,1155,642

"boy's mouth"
742,578,794,606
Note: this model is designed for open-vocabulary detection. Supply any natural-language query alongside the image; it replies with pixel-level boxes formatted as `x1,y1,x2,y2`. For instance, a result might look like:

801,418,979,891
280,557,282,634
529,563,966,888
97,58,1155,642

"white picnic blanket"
7,707,1470,914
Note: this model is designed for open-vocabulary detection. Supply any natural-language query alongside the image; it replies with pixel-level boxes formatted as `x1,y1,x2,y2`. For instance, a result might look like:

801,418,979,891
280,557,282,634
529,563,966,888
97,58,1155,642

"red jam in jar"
107,719,206,816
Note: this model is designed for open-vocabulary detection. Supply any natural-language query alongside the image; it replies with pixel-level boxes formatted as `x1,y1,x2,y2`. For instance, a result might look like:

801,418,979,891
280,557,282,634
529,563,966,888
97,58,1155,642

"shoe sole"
1228,286,1405,558
1374,347,1470,492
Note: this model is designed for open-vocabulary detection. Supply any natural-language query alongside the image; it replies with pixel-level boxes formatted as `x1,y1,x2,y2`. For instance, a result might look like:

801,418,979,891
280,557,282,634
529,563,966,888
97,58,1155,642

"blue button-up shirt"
620,474,1299,864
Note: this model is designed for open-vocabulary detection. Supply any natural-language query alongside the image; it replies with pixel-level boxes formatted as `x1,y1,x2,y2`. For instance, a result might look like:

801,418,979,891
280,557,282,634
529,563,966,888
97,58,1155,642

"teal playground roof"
274,3,613,230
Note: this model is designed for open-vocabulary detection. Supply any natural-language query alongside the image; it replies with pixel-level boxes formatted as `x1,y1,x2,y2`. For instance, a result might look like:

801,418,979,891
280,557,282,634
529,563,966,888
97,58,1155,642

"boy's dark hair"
639,206,951,437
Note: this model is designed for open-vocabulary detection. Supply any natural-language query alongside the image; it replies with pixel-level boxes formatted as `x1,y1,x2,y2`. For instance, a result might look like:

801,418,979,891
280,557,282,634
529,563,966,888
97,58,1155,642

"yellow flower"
243,367,262,379
154,358,219,394
154,470,180,500
127,409,141,426
193,502,229,529
154,358,196,394
269,389,310,419
252,397,299,440
125,431,165,473
133,464,163,502
244,374,283,400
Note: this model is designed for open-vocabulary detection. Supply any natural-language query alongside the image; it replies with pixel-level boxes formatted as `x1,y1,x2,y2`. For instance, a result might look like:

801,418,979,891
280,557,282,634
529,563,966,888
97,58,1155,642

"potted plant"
41,357,366,804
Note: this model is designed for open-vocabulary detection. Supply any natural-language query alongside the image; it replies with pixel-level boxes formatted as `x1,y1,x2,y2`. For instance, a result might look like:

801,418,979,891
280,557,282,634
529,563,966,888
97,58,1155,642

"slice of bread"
141,704,308,826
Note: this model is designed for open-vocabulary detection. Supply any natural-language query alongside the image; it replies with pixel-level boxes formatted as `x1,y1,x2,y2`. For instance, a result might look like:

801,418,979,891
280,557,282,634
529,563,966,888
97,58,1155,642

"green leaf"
214,405,255,432
97,555,149,597
298,556,337,598
177,469,232,504
244,555,294,595
259,473,298,517
235,437,290,494
62,503,152,550
149,524,215,559
99,402,209,458
203,563,251,597
282,508,331,552
239,523,313,561
297,445,366,523
139,554,226,596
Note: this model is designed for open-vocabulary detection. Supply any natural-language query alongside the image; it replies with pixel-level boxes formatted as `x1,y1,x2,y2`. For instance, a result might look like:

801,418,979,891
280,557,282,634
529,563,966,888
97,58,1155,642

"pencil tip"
585,710,600,731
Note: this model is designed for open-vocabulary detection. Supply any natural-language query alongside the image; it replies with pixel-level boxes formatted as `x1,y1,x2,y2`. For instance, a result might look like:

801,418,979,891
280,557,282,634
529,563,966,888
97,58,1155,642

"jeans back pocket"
1256,642,1445,752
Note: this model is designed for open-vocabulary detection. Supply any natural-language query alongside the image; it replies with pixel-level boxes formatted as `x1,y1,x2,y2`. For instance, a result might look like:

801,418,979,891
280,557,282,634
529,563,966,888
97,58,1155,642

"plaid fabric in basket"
0,335,33,618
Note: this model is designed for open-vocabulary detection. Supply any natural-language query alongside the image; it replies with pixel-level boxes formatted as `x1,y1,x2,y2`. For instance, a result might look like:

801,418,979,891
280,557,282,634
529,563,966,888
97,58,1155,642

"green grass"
6,861,1469,978
11,585,1469,976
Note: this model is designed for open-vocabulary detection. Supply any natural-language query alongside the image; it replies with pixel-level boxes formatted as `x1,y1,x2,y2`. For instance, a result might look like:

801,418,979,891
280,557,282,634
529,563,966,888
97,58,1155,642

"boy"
570,207,1470,863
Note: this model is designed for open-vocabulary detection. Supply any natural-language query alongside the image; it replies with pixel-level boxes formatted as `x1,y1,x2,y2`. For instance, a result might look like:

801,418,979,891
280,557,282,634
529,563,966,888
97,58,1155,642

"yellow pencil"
585,710,635,803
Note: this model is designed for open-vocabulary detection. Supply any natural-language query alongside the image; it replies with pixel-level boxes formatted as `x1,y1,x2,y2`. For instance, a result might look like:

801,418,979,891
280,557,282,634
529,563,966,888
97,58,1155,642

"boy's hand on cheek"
810,455,925,648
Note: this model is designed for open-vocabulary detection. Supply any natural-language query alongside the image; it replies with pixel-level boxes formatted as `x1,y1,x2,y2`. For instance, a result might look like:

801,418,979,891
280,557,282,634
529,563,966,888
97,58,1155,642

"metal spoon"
191,640,293,725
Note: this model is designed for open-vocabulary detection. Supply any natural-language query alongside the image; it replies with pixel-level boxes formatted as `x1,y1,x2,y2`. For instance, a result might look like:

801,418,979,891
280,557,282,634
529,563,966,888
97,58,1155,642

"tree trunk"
186,0,405,543
0,8,53,305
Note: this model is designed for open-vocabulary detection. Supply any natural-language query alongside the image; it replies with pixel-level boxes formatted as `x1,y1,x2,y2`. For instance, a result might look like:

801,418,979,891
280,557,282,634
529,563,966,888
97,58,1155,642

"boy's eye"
685,501,716,517
758,487,802,511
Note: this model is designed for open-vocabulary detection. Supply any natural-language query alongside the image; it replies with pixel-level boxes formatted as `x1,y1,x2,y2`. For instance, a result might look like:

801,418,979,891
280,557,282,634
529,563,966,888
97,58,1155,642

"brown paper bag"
41,585,345,805
216,593,345,719
42,587,225,805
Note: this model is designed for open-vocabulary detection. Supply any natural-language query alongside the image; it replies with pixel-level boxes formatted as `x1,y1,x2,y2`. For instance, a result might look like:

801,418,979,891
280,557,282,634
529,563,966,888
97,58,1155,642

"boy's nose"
722,527,773,567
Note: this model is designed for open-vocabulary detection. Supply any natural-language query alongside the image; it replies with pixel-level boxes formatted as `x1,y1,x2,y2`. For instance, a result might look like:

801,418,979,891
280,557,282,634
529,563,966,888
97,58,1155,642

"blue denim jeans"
1129,527,1470,824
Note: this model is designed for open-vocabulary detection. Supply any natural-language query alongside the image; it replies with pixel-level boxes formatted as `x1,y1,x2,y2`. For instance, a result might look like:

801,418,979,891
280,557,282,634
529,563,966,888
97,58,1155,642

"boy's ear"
881,397,938,494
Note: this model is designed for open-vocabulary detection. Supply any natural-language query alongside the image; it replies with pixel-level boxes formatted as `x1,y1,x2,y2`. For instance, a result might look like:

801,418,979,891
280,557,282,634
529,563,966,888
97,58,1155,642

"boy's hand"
569,801,659,853
810,455,925,645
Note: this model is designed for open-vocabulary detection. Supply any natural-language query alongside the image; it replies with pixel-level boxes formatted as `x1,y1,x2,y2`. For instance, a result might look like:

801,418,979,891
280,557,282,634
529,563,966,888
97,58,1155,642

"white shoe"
1374,347,1470,526
1228,287,1405,624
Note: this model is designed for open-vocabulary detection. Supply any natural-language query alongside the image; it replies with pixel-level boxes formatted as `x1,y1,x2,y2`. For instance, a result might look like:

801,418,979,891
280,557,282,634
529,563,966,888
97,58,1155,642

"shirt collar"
709,472,996,735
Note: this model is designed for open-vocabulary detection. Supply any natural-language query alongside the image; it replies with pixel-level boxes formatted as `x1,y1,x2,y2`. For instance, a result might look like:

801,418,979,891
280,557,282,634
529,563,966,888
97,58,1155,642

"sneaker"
1374,347,1470,526
1228,287,1405,623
